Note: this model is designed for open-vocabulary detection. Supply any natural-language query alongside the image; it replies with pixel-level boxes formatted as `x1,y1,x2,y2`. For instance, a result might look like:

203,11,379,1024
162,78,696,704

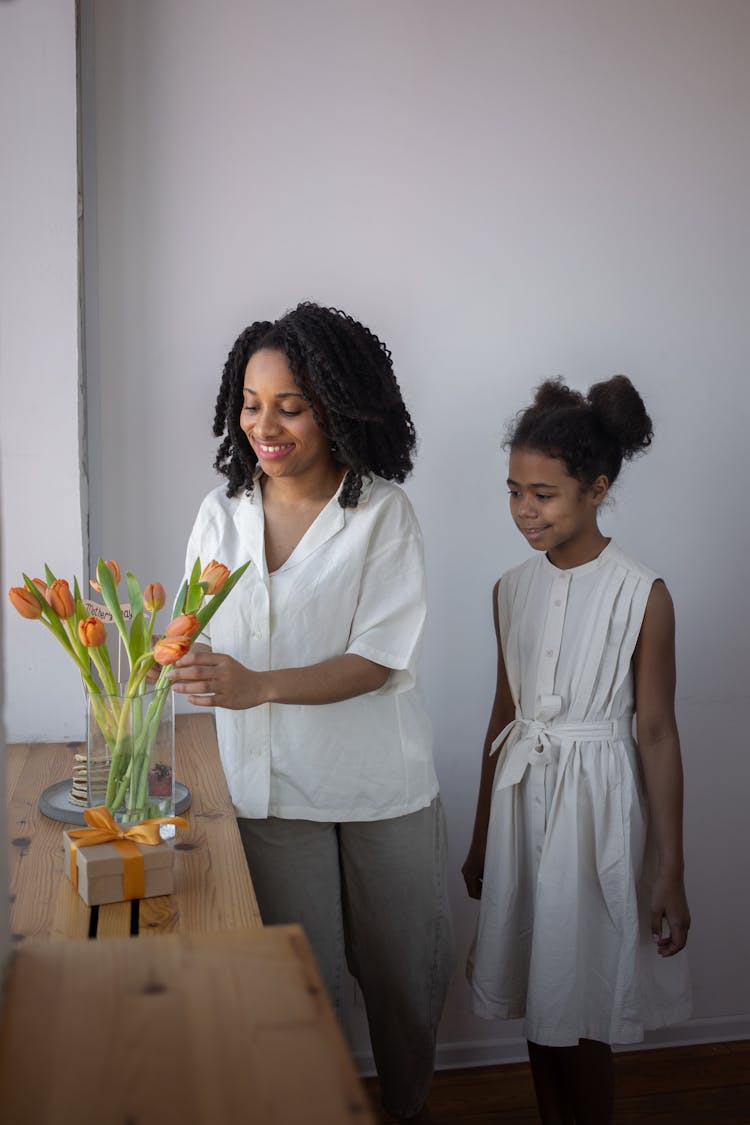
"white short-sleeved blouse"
184,473,438,821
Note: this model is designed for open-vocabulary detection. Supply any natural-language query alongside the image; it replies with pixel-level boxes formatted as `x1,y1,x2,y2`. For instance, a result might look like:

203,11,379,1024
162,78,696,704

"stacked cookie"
70,753,110,808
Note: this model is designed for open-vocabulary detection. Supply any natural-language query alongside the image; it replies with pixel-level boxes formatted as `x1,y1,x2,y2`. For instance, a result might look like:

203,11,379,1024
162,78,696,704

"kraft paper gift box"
64,831,174,906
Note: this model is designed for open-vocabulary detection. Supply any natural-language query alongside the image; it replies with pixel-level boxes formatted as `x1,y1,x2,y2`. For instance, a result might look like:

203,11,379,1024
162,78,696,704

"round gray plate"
39,779,192,826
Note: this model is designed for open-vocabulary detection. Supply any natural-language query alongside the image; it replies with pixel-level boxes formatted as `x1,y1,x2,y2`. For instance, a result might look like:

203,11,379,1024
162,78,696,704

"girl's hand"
462,840,487,900
650,870,691,957
168,648,266,710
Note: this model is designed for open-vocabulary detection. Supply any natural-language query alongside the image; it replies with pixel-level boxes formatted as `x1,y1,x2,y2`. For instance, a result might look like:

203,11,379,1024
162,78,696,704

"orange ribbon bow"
67,805,188,900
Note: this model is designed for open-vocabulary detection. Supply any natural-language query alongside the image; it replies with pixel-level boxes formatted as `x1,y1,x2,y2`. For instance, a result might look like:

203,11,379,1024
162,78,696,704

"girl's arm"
462,580,516,899
167,648,389,707
633,579,691,957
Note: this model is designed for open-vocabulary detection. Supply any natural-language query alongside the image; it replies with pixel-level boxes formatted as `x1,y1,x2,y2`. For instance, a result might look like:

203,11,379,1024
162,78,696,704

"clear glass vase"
86,684,175,826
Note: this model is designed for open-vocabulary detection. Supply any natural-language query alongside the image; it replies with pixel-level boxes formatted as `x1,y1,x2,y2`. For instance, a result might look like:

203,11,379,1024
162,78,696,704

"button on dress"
469,542,691,1045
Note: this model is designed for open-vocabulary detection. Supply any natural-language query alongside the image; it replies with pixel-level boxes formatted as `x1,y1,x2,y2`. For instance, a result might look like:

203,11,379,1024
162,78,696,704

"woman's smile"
255,441,295,461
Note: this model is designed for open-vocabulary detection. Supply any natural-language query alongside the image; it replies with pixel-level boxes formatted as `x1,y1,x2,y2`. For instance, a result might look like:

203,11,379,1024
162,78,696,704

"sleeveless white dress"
468,541,691,1045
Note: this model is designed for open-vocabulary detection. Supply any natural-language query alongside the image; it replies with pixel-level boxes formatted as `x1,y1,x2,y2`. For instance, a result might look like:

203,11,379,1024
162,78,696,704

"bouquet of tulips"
8,555,250,822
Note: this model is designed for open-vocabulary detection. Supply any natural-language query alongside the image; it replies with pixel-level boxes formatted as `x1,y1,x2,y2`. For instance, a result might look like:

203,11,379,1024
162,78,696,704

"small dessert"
70,752,110,808
148,762,173,798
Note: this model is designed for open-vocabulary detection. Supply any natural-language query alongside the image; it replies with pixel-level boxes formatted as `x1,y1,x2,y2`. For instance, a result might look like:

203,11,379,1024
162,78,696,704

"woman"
170,302,454,1123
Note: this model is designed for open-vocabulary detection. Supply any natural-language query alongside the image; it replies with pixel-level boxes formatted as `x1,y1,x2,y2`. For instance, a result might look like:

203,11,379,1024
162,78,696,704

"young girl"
463,376,691,1124
169,302,454,1124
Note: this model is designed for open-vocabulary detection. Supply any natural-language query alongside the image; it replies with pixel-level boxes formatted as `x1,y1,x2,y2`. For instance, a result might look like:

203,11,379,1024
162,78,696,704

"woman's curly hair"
213,302,417,507
506,375,653,486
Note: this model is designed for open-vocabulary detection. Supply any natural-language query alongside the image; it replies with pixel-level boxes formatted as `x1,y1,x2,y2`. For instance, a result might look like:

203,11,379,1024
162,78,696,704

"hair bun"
531,377,585,411
587,375,653,460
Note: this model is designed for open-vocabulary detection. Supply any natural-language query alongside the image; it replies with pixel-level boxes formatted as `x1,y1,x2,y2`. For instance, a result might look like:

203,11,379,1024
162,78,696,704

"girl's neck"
546,528,610,570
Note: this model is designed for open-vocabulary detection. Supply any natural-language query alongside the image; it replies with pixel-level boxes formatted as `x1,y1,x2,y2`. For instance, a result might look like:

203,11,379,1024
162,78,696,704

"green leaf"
175,557,205,617
189,557,202,586
96,558,131,660
125,571,144,621
170,577,188,618
43,563,58,586
22,573,49,612
22,574,65,636
128,610,147,664
194,560,252,631
23,574,77,655
73,577,88,625
185,580,208,615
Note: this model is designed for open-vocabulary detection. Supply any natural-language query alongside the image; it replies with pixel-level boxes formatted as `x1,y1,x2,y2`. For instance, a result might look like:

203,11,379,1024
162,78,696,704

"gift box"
64,831,174,906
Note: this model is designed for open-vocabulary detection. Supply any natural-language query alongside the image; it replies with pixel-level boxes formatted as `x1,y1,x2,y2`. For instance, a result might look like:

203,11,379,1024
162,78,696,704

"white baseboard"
353,1014,750,1076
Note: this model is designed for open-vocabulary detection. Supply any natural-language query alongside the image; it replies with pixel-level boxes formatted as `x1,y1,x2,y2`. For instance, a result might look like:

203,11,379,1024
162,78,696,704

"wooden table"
7,714,261,940
2,715,376,1124
0,926,374,1124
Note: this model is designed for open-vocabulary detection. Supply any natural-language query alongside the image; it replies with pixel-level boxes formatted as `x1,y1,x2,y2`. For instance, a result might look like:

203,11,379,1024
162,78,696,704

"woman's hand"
650,869,691,957
462,839,487,900
168,648,266,709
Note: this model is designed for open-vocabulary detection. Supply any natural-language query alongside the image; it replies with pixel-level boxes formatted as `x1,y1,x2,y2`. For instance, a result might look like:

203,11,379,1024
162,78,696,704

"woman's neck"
259,461,347,510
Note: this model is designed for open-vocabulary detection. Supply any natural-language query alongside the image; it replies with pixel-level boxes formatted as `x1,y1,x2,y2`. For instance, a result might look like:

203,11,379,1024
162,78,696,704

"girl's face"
240,348,334,482
507,447,608,567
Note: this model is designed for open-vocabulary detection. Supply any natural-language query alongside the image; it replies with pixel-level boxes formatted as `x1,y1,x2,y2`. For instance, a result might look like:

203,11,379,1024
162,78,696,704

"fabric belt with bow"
490,713,634,790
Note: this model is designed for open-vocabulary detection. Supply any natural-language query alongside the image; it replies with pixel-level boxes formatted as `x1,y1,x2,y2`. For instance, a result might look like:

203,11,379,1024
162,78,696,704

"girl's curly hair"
213,302,417,507
506,375,653,486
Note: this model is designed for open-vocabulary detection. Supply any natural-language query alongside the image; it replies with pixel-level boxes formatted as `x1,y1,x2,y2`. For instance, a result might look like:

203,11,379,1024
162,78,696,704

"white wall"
1,0,84,743
6,0,750,1067
0,0,80,971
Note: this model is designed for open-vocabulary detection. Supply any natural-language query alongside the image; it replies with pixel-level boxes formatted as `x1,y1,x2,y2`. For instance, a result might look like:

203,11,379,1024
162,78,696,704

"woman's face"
240,348,334,482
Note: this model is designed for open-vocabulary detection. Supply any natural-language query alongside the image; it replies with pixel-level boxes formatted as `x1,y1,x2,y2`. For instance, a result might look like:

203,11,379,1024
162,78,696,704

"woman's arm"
462,580,516,899
168,648,389,708
633,579,691,956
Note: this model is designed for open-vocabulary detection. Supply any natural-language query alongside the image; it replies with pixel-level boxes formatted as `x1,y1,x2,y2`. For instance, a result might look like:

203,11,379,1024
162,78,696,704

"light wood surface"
0,925,375,1125
7,714,261,940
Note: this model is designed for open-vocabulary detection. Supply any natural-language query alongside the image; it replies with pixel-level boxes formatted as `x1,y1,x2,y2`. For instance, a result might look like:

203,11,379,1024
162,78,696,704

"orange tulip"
78,616,107,647
46,578,75,619
32,577,48,595
90,559,122,593
143,582,166,613
153,635,192,666
200,560,230,594
8,586,43,620
165,613,199,639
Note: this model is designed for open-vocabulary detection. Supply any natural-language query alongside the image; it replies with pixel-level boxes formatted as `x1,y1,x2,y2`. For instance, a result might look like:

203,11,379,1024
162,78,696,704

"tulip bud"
90,559,122,593
153,635,192,666
78,616,107,647
8,586,43,620
46,578,75,619
32,577,48,595
165,613,199,639
143,581,166,613
200,560,230,594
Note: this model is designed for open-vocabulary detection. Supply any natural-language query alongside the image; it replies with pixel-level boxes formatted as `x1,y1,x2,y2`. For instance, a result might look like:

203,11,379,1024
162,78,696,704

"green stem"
130,687,171,815
99,675,171,821
103,693,134,810
88,645,118,696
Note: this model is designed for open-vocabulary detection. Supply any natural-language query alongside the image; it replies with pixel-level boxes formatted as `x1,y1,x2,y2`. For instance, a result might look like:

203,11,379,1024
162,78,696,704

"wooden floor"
365,1040,750,1123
